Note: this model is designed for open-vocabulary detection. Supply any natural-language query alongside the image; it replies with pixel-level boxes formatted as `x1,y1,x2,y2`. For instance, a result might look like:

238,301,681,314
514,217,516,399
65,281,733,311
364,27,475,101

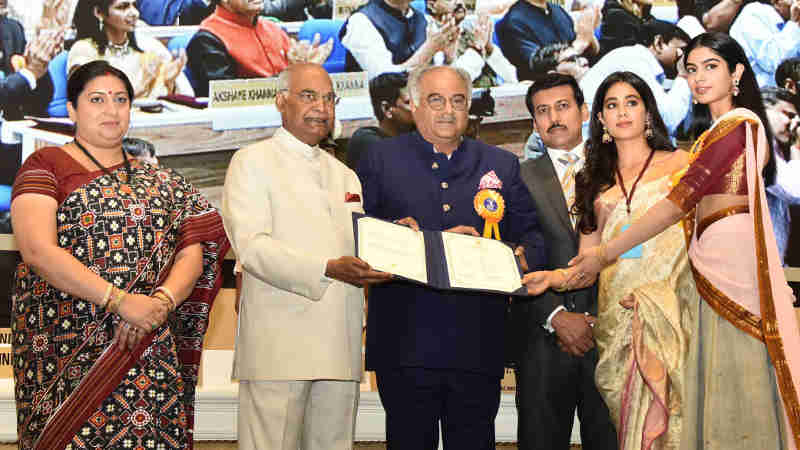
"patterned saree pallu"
11,151,228,450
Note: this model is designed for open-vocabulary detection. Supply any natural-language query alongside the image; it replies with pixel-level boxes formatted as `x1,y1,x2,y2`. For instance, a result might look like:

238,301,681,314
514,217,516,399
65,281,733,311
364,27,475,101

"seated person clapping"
187,0,333,96
68,0,195,99
426,0,518,86
339,0,459,79
496,0,600,81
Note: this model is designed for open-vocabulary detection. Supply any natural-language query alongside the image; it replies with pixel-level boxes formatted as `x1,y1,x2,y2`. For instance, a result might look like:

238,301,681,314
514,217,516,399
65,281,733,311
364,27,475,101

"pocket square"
345,192,361,202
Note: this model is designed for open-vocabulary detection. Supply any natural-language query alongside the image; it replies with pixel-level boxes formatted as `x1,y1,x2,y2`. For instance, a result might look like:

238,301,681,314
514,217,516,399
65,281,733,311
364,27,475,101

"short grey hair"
277,67,292,92
407,65,472,107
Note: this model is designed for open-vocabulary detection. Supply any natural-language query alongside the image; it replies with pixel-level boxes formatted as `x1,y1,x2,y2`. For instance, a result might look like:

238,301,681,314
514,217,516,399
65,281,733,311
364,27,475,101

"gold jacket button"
443,204,451,212
441,182,449,189
432,162,439,169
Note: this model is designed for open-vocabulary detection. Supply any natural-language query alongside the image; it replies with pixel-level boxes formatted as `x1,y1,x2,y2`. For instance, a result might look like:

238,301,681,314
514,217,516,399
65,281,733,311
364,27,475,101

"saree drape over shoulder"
668,108,800,450
594,174,698,450
11,147,229,450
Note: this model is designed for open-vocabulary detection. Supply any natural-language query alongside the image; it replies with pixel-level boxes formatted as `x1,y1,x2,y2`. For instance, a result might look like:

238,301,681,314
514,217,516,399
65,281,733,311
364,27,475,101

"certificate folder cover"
353,212,528,296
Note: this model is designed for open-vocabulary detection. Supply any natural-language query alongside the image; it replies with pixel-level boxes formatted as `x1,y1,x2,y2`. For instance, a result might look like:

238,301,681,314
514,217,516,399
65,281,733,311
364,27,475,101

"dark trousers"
376,368,502,450
515,333,617,450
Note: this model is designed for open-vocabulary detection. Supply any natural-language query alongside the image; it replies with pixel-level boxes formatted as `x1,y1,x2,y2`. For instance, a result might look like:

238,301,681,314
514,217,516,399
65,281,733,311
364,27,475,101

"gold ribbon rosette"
474,189,505,240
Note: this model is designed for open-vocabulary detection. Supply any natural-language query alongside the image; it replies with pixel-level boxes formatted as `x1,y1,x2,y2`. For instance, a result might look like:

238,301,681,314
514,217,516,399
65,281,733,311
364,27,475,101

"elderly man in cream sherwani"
222,63,391,450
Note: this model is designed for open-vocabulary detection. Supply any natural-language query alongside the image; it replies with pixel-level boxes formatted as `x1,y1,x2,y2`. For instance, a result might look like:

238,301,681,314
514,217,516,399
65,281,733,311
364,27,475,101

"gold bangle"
599,243,609,265
154,286,177,311
553,268,569,292
100,283,113,310
108,287,127,314
153,292,174,311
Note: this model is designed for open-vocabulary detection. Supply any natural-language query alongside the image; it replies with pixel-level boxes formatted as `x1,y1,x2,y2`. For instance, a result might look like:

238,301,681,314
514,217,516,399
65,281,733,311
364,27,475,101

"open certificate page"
356,217,428,284
441,232,522,293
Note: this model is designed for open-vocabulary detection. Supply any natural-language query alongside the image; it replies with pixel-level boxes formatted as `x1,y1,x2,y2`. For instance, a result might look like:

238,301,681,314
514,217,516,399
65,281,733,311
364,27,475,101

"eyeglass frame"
425,93,469,111
279,88,341,106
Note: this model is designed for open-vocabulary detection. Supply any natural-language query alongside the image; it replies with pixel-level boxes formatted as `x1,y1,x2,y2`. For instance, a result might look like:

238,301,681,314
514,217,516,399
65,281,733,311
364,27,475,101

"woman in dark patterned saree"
10,60,229,450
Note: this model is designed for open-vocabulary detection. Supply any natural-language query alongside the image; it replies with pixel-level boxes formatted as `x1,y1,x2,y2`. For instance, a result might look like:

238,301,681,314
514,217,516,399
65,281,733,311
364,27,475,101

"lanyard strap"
615,149,655,215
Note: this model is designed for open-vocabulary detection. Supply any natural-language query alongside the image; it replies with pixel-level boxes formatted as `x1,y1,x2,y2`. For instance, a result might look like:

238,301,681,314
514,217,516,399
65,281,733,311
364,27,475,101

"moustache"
547,123,567,133
436,114,457,123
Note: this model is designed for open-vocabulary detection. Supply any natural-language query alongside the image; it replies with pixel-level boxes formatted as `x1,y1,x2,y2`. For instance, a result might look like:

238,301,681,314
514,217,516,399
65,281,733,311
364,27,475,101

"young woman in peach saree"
551,32,800,450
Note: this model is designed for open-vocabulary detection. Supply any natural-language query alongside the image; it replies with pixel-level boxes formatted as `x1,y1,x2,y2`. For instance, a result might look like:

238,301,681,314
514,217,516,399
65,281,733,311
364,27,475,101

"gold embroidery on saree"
753,170,800,447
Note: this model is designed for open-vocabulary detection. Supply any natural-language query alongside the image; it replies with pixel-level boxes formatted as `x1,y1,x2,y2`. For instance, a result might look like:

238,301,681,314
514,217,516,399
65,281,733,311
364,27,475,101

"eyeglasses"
426,93,468,111
283,89,340,106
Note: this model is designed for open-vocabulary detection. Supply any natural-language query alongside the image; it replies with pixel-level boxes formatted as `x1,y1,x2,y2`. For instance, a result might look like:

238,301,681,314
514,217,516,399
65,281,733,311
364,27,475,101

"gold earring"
732,78,740,97
645,116,654,139
602,125,612,143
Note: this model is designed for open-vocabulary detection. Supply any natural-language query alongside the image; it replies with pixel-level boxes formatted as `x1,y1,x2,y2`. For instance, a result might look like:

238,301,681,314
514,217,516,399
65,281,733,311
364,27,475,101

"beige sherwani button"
441,182,449,189
443,204,451,212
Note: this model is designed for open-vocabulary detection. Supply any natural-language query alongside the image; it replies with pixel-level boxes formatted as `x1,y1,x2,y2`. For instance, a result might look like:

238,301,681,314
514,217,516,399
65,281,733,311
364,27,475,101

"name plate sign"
0,328,11,379
209,77,280,109
332,72,368,98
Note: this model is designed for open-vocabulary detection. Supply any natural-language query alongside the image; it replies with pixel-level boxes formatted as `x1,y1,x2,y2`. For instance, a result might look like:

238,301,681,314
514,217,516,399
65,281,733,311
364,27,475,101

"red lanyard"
615,149,655,215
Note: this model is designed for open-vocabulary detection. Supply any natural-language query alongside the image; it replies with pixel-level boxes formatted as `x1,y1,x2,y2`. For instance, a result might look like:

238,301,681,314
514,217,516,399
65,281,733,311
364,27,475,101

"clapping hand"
288,33,334,65
163,49,188,87
24,28,65,79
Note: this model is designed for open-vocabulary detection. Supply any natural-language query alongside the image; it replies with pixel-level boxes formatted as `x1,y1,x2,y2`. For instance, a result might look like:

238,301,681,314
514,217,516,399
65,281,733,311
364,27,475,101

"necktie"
557,152,580,228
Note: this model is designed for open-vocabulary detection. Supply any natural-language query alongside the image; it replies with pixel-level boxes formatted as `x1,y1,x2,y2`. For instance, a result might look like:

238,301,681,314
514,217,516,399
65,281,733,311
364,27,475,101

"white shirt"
340,8,420,79
543,141,585,332
730,3,800,88
428,14,519,84
579,44,691,134
547,142,586,183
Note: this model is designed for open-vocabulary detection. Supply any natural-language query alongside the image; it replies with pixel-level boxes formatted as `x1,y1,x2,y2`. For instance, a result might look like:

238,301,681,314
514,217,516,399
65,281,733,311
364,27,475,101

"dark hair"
67,60,135,106
761,86,798,109
71,0,142,54
525,72,584,117
638,19,691,47
574,71,674,234
761,86,798,160
529,42,570,75
681,32,776,186
776,57,800,88
369,72,409,122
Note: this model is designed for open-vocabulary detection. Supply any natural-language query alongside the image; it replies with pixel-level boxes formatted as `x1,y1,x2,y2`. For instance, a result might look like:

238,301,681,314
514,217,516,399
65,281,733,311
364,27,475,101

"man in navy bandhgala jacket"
357,65,546,450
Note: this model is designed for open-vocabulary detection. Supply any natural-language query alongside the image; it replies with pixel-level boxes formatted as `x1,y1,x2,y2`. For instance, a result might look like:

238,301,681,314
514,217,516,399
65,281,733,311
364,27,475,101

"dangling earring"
98,18,104,32
645,115,654,139
692,98,697,105
602,125,612,143
732,78,740,97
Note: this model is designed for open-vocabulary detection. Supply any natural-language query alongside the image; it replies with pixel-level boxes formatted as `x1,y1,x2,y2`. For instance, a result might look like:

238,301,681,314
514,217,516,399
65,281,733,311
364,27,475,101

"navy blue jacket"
496,0,575,81
340,0,427,72
357,132,546,377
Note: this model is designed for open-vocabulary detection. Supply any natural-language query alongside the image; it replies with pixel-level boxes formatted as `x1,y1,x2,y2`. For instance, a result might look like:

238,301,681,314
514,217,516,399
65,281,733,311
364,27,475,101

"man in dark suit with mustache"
512,72,617,450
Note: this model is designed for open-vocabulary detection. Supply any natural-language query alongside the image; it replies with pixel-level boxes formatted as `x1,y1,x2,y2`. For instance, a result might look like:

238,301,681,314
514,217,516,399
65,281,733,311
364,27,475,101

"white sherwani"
222,127,365,382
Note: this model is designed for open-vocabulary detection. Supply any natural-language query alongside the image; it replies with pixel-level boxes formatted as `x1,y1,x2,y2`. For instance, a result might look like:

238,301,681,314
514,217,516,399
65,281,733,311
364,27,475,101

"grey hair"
277,68,292,92
407,65,472,107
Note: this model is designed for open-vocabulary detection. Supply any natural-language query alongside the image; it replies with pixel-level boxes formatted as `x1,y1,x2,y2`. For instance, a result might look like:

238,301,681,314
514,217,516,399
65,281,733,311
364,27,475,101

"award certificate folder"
353,213,527,295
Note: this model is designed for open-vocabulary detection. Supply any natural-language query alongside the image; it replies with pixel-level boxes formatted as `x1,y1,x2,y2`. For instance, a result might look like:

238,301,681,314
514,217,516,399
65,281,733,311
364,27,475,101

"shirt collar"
274,127,322,160
547,141,585,162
